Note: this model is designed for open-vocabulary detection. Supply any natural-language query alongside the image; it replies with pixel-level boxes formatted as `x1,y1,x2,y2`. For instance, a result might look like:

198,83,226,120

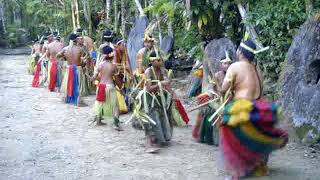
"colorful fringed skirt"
171,99,189,127
95,83,118,119
220,99,288,177
192,93,219,145
32,61,42,88
39,58,48,86
28,54,39,75
61,65,89,105
116,89,128,114
48,59,62,92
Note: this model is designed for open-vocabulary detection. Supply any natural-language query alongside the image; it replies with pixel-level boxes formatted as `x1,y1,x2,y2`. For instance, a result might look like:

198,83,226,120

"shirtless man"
212,55,233,93
28,38,42,74
57,33,89,105
219,40,288,180
135,34,154,78
76,28,94,52
92,46,122,130
38,33,54,86
94,30,115,75
46,36,64,92
192,55,232,145
221,44,263,100
31,38,42,56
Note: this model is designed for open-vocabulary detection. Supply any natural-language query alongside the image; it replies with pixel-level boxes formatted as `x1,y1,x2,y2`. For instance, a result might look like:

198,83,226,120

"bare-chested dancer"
219,40,288,180
192,54,232,145
46,35,64,92
135,34,154,83
92,46,122,130
57,33,89,106
37,33,54,86
28,38,42,75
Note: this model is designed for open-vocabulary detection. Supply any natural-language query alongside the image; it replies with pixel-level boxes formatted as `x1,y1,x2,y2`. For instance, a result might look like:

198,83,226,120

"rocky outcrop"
280,16,320,143
127,16,149,71
160,36,174,55
202,38,236,92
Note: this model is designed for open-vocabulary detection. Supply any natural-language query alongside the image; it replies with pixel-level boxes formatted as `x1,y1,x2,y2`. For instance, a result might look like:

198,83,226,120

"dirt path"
0,55,319,180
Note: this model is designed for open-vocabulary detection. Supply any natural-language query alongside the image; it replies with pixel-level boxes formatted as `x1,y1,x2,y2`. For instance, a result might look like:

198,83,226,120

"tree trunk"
168,20,173,37
0,1,6,33
305,0,314,15
114,1,118,33
105,0,111,24
121,0,126,36
75,0,80,28
157,15,162,45
134,0,145,17
71,0,76,31
237,3,263,48
82,0,92,35
87,0,92,36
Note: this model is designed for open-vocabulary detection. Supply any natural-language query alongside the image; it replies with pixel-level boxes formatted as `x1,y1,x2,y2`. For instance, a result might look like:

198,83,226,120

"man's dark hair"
76,28,83,33
239,39,256,61
149,51,157,58
69,33,79,42
102,30,113,43
102,45,113,55
53,31,58,37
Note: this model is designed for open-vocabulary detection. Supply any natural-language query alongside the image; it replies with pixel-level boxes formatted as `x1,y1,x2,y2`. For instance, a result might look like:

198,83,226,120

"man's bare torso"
47,41,64,60
33,43,41,54
63,45,82,65
136,47,148,73
98,61,116,85
226,61,262,100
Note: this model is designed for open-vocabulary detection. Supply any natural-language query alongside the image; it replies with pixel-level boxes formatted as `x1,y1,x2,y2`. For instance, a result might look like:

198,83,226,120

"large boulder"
127,16,149,71
160,36,174,54
280,16,320,142
202,38,236,92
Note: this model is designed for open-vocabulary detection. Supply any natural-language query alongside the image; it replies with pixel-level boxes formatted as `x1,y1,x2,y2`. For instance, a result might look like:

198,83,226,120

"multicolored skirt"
95,83,118,119
116,90,128,114
192,93,219,145
39,58,48,86
61,65,89,105
220,99,288,177
28,54,39,75
32,61,42,88
171,99,189,127
48,59,62,92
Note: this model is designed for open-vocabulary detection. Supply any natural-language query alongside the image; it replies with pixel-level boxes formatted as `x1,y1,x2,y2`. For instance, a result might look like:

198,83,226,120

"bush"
246,0,308,83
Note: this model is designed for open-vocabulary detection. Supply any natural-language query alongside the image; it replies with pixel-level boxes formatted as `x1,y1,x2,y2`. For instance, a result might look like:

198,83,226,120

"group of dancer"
28,28,289,180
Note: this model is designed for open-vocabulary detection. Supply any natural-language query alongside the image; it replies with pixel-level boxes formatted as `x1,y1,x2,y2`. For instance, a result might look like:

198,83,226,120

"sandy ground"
0,55,320,180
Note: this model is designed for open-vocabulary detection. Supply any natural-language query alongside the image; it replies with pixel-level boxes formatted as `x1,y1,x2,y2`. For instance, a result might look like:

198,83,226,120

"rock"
302,130,318,144
126,16,149,71
202,38,236,93
160,36,174,54
279,16,320,142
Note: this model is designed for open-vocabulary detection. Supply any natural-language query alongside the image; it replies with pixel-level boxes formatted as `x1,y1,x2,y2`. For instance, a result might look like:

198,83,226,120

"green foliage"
246,0,308,82
146,0,176,19
185,0,224,39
